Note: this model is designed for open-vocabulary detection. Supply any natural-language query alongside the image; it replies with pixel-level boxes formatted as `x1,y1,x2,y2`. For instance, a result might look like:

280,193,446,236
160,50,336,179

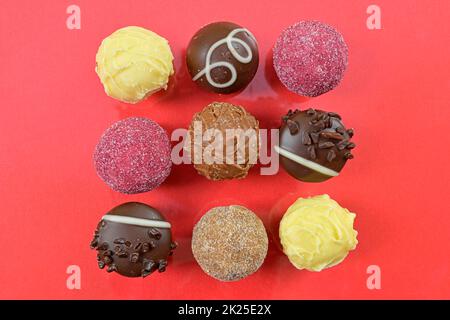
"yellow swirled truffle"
279,194,358,272
95,26,174,104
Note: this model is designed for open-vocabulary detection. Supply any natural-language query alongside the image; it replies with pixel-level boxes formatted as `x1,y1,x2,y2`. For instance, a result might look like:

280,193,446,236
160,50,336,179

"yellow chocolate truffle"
95,26,174,104
279,194,358,272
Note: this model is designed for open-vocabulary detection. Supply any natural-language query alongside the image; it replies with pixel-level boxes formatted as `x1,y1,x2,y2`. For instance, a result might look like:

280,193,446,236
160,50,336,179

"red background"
0,0,449,299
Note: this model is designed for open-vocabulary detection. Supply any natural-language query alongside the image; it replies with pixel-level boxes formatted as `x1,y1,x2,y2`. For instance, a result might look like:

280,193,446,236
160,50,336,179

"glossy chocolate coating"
186,21,259,94
278,108,355,182
90,202,176,278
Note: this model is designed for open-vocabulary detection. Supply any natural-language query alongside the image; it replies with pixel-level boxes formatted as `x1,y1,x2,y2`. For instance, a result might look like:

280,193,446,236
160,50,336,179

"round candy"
90,202,177,278
192,205,268,281
94,117,172,194
273,21,348,97
186,22,259,94
186,102,259,180
95,26,174,103
279,195,358,272
275,108,355,182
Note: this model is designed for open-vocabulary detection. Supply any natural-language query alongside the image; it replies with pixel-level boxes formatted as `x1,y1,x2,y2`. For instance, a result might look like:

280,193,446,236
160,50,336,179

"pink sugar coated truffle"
273,21,348,97
94,117,172,194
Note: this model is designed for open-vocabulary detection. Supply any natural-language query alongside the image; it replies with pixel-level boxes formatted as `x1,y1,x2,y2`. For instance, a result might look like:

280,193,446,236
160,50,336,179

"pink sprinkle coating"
94,117,172,194
273,21,348,97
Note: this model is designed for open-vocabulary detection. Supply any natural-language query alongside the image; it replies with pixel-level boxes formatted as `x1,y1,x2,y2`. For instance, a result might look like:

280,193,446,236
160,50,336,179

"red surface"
0,0,449,299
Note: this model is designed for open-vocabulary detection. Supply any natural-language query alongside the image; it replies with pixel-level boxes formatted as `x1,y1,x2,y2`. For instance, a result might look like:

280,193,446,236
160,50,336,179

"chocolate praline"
276,108,355,182
186,102,259,180
90,202,177,278
186,21,259,94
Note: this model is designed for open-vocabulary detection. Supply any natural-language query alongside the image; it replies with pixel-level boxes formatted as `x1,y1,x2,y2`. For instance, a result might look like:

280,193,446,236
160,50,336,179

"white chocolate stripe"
102,215,171,228
274,145,339,177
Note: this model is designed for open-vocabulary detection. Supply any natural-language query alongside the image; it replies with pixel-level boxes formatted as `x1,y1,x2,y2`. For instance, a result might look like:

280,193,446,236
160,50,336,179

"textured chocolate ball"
186,21,259,94
186,102,259,180
275,108,355,182
93,117,172,194
192,205,268,281
273,21,348,97
90,202,177,278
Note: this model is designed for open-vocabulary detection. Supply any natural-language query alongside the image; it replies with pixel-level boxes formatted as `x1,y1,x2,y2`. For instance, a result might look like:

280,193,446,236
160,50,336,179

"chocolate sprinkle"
347,129,354,137
103,250,113,257
336,140,349,150
328,112,342,120
107,264,117,273
344,152,354,159
130,253,139,263
143,259,155,271
286,120,299,134
90,239,98,249
318,141,335,149
113,238,126,245
310,132,319,144
148,228,161,240
302,132,312,145
158,260,168,273
327,149,337,162
320,131,344,140
308,145,317,159
102,256,112,265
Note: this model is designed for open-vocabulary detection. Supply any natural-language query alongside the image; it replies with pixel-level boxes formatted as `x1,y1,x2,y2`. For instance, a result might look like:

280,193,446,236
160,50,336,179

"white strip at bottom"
102,215,171,229
274,145,339,177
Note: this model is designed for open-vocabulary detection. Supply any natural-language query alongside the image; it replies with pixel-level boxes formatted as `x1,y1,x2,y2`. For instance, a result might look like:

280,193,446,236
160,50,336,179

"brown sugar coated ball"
191,205,268,281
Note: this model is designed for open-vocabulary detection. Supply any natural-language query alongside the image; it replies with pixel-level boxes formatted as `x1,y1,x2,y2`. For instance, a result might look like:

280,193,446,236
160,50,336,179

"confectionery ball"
186,102,259,180
279,194,358,272
94,117,172,194
273,21,348,97
90,202,177,278
192,205,268,281
95,26,174,103
186,22,259,94
275,108,355,183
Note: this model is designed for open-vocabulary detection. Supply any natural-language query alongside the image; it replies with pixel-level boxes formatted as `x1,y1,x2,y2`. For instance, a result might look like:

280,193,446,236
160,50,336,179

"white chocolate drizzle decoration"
193,28,256,88
274,145,339,177
102,215,171,228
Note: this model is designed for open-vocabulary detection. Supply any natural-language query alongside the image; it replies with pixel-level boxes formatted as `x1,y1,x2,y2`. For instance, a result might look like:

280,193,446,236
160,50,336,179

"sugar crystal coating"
191,205,268,281
94,117,172,194
273,21,348,97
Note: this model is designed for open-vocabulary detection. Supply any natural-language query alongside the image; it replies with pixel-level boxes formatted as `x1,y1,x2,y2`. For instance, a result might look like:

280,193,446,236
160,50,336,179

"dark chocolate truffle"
192,205,268,281
186,22,259,94
90,202,177,278
186,102,259,180
93,117,172,194
273,21,348,97
275,108,355,182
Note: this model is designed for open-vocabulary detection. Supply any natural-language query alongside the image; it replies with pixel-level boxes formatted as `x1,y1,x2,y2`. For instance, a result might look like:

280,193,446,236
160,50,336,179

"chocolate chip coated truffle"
90,202,177,278
93,117,172,194
187,22,259,94
273,21,348,97
275,108,355,182
192,205,268,281
186,102,259,180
